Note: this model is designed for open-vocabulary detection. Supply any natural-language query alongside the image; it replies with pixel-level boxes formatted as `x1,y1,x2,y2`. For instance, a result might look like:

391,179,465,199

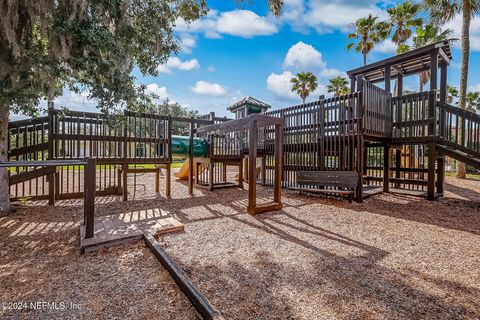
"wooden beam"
436,156,445,195
273,123,283,204
383,143,390,193
438,47,450,64
439,61,448,137
84,158,96,239
384,64,391,93
247,119,258,214
427,142,436,200
143,234,225,320
188,121,194,195
166,163,171,197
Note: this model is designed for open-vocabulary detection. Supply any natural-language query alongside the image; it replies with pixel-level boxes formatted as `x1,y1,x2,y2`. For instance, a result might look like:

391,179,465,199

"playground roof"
227,96,271,112
346,39,453,83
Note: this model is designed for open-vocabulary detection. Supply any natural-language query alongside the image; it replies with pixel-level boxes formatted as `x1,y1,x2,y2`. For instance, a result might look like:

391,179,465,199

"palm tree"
447,85,459,104
387,1,423,96
412,24,453,92
290,72,318,104
387,1,424,50
465,91,480,112
327,76,350,96
423,0,480,178
347,15,389,65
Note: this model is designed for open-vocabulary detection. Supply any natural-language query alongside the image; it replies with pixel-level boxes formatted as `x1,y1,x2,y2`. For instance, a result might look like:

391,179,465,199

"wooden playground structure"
5,39,480,249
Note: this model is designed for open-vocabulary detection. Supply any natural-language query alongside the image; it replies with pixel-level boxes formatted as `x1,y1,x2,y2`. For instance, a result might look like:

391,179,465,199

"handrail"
437,102,480,157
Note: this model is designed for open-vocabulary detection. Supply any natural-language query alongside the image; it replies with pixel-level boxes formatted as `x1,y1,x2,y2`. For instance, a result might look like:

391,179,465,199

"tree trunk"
363,53,367,66
0,104,14,216
456,1,471,179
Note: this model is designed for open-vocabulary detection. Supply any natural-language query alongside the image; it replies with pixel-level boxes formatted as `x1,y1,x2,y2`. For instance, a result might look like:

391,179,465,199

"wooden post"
350,76,356,92
273,123,282,204
383,143,390,193
47,107,55,205
436,156,445,195
429,49,439,136
243,157,248,182
155,166,160,193
261,156,266,186
84,158,96,239
238,159,243,189
384,65,391,93
122,163,128,201
439,61,448,137
222,163,227,182
397,74,403,97
357,136,364,203
247,119,258,213
166,163,171,197
427,142,436,200
116,166,122,195
208,162,214,191
395,148,401,188
188,120,194,195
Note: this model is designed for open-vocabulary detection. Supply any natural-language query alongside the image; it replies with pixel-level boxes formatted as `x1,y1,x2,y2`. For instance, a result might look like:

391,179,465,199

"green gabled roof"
227,96,271,112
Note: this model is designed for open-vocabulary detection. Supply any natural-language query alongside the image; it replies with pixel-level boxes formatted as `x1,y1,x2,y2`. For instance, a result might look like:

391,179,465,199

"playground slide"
171,135,208,180
176,160,191,179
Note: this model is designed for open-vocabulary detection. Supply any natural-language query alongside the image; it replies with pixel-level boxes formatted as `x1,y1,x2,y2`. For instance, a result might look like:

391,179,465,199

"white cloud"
175,9,277,39
469,83,480,92
157,57,200,74
319,68,346,78
207,65,216,72
284,41,326,69
280,0,386,34
145,83,169,100
445,15,480,51
191,80,227,96
374,39,397,54
267,71,297,99
281,41,345,78
217,10,278,38
180,35,196,54
175,10,221,38
267,71,327,101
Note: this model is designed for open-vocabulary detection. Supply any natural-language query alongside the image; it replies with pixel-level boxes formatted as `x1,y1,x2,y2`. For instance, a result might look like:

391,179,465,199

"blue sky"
51,0,480,118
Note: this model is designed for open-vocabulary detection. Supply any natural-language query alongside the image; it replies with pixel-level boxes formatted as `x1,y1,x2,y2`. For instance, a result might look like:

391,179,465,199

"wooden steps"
436,143,480,169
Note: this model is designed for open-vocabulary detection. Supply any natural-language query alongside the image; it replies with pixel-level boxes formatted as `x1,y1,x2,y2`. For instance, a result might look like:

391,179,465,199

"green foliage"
327,76,350,96
0,0,208,116
387,1,423,49
423,0,480,25
346,14,389,65
290,72,318,103
447,85,459,104
148,99,199,135
466,91,480,111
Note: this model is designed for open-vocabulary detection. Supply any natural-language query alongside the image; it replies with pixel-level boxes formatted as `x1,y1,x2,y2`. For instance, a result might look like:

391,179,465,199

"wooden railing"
362,81,392,138
50,109,172,164
8,108,220,201
264,93,362,187
438,102,480,157
391,91,434,141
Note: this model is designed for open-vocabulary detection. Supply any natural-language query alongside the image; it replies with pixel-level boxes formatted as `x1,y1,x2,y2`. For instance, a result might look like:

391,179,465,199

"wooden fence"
263,92,363,188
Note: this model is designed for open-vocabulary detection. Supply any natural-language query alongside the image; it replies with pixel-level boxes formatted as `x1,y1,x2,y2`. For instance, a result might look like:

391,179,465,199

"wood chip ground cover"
1,171,479,319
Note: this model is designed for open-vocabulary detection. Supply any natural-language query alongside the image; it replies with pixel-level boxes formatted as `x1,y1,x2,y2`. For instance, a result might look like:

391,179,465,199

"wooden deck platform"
80,209,184,253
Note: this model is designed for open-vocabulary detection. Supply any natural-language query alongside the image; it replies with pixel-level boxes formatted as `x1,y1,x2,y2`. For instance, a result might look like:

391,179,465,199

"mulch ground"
1,171,479,319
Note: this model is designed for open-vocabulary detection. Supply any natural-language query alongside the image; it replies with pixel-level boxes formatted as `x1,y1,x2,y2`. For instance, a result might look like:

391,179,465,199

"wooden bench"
295,171,359,202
